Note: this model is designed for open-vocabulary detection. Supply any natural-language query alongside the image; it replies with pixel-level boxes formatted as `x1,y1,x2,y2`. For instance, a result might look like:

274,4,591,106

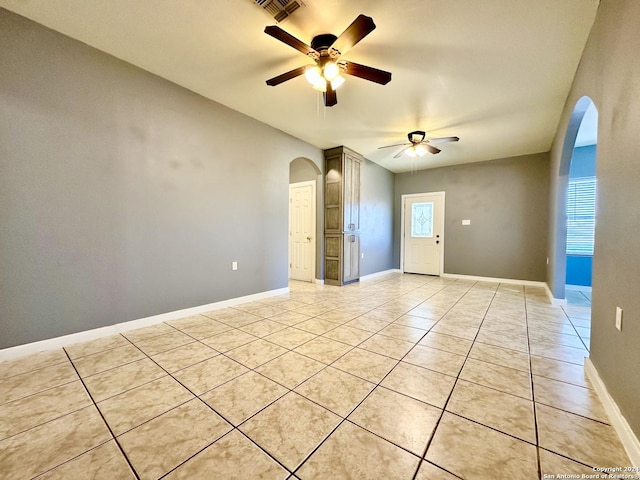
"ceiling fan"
378,131,460,157
264,14,392,107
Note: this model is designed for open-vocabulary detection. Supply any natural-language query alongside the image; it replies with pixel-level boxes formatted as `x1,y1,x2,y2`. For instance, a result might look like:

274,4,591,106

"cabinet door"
351,158,360,231
343,234,360,283
325,155,343,233
343,155,354,231
324,234,342,285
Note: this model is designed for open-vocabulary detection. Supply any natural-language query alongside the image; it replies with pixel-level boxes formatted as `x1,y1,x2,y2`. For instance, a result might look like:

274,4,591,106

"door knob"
307,236,312,241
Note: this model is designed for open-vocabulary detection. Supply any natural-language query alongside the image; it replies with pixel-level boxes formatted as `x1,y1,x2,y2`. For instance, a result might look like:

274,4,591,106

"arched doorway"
565,101,597,302
289,158,321,282
554,96,598,350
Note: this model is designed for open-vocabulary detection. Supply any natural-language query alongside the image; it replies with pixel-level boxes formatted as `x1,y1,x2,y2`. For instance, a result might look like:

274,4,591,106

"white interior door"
403,193,444,275
289,181,315,281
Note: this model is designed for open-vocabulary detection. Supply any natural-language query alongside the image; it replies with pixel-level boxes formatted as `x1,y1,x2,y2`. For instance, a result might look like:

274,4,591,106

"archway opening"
289,158,321,283
554,96,597,351
565,101,597,308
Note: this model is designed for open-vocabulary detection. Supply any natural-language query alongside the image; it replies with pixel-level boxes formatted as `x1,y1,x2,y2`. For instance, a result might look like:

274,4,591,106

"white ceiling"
0,0,600,173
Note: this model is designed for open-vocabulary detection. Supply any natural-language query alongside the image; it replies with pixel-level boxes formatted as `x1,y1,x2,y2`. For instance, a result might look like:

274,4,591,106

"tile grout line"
564,308,591,352
290,277,454,477
91,333,283,478
208,287,532,476
120,333,296,477
320,278,482,478
229,278,450,412
0,356,70,382
130,296,414,477
231,278,423,474
8,275,590,479
0,375,79,409
525,289,545,480
411,280,500,480
62,348,141,480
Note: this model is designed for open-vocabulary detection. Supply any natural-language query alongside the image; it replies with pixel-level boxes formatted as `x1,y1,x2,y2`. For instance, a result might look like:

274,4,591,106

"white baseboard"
440,274,569,306
441,273,546,287
0,287,289,363
544,283,568,306
360,269,401,282
312,278,325,285
585,358,640,466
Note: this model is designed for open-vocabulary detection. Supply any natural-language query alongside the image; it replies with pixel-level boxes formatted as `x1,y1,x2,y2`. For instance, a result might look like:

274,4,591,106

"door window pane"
411,202,434,238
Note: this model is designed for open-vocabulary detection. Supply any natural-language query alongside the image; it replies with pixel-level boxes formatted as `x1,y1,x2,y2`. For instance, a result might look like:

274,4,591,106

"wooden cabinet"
324,146,362,286
343,154,361,232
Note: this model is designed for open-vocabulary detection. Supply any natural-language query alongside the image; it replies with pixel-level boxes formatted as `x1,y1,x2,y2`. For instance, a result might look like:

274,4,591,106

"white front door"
403,192,445,275
289,181,315,281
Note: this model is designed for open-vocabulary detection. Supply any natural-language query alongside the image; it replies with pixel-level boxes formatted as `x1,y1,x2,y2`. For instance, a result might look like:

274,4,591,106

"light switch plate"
462,219,471,226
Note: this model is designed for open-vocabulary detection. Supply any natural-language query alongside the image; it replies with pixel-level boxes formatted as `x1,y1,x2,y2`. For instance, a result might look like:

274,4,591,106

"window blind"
566,176,596,255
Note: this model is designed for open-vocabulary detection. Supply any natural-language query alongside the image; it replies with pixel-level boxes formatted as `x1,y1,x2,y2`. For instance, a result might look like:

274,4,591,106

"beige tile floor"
0,274,631,479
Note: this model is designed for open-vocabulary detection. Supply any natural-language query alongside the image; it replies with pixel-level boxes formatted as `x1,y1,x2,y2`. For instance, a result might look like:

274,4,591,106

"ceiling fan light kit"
322,62,340,81
264,14,392,107
405,144,427,157
304,64,344,92
378,130,460,159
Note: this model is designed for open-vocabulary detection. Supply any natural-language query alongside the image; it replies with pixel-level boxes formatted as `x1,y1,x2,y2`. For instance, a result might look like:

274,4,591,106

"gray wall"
359,158,395,276
289,158,319,184
547,0,640,437
395,153,549,281
0,9,323,349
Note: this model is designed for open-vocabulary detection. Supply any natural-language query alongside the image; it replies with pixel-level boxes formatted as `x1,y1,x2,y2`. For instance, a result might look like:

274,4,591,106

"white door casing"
401,192,445,275
289,181,316,281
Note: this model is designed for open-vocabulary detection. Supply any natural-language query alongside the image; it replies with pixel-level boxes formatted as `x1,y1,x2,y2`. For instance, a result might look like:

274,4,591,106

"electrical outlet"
546,257,549,265
232,261,238,271
361,253,365,259
615,306,623,331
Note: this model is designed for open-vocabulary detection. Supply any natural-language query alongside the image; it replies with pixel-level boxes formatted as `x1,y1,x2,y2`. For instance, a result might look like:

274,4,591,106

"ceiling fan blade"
342,61,392,85
428,136,460,144
393,147,411,159
266,66,307,86
264,26,317,56
324,83,337,107
331,14,376,56
424,143,441,154
378,143,410,149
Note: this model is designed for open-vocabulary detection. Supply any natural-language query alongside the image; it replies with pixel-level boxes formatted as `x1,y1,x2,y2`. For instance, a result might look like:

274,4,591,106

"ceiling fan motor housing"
311,34,338,52
408,130,426,143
